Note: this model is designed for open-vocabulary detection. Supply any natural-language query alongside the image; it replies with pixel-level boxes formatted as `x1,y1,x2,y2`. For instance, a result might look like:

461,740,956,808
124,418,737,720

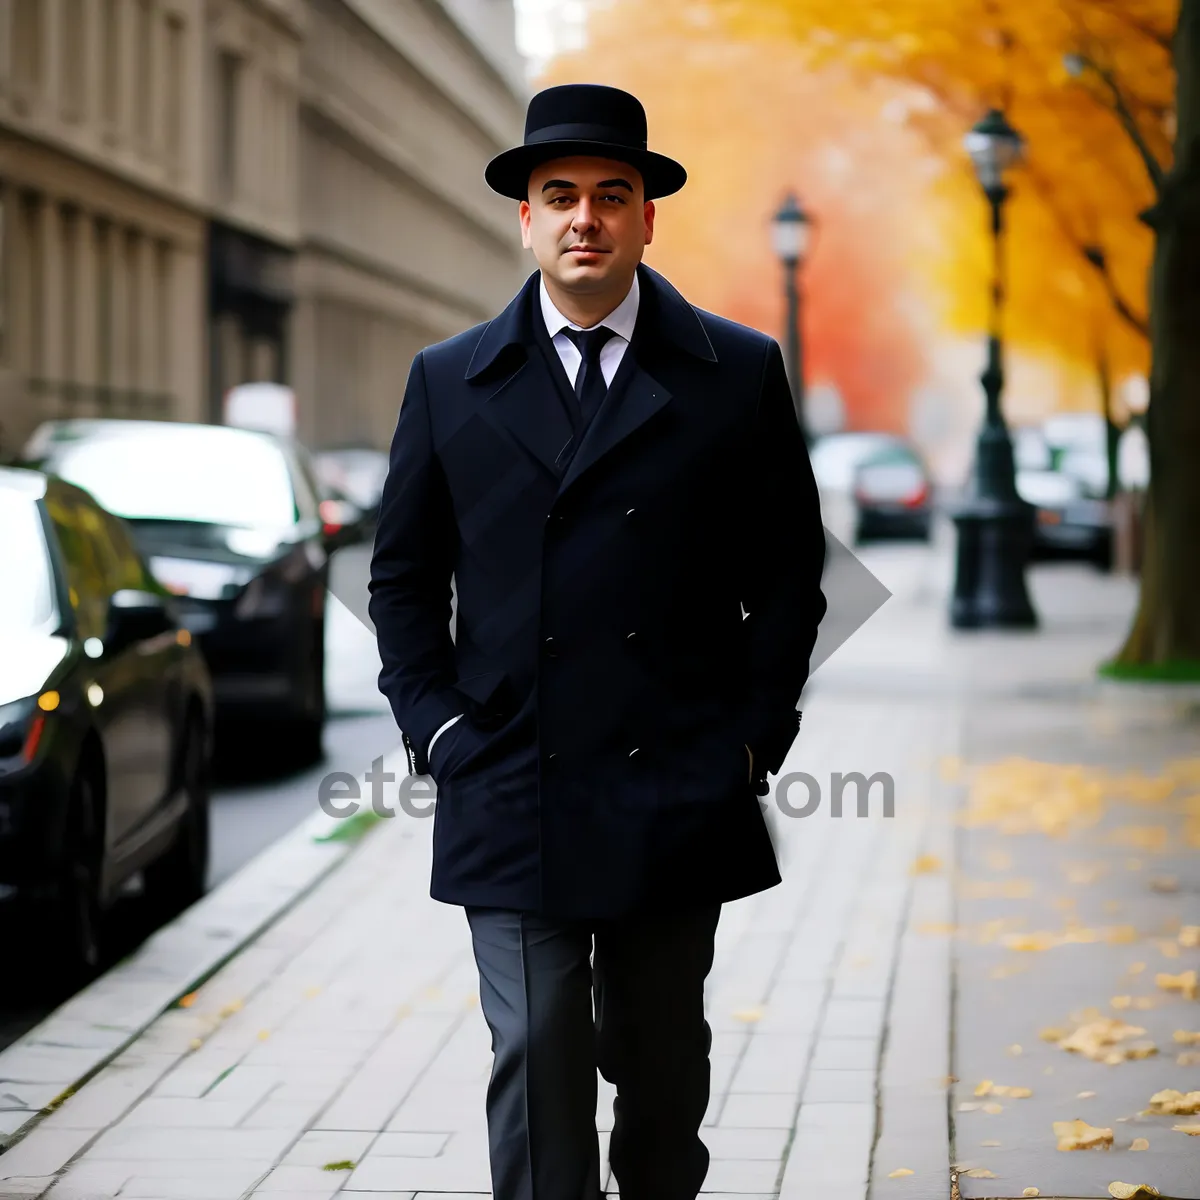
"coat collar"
464,262,717,381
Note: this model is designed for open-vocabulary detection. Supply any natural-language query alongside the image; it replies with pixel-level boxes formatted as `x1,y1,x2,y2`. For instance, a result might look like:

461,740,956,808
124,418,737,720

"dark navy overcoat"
368,262,826,918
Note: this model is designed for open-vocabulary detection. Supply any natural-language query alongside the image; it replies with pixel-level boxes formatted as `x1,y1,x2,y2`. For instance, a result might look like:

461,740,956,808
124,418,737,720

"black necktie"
564,326,618,428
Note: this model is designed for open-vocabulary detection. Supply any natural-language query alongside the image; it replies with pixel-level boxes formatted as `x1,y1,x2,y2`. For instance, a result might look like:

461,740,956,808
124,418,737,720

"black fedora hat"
485,83,687,201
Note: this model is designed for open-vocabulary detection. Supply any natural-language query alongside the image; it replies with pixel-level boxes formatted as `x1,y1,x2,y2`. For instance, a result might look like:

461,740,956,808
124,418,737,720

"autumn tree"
705,0,1197,674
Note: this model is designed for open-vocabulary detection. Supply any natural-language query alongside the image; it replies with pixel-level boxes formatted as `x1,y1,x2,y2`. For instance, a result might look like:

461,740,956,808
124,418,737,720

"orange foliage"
708,0,1171,387
533,2,947,432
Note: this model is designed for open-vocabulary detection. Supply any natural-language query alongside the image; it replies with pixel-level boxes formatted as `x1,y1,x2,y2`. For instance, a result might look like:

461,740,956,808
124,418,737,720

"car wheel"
143,712,210,918
41,758,106,989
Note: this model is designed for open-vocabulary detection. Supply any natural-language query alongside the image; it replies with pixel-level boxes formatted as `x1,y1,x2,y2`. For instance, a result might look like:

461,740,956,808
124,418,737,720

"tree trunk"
1113,0,1200,670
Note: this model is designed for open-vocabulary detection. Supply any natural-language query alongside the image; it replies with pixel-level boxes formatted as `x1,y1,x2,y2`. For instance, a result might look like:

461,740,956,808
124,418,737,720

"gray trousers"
465,904,722,1200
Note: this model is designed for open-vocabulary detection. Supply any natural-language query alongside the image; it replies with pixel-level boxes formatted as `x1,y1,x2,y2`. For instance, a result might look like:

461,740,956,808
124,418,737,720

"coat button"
543,637,558,657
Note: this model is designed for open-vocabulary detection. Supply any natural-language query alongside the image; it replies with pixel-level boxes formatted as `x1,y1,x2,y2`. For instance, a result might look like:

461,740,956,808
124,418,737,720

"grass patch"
322,1160,356,1171
311,806,384,844
1098,659,1200,683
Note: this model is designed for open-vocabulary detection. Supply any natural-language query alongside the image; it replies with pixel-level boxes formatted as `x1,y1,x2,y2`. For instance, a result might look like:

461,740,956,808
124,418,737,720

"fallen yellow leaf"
1108,1183,1160,1198
965,1168,996,1178
1172,1123,1200,1135
1133,997,1157,1010
911,854,941,874
959,1102,981,1112
1007,1044,1023,1056
1148,876,1178,892
1129,962,1147,976
177,991,198,1008
1055,1119,1114,1150
1156,970,1198,999
1023,1189,1040,1197
1003,932,1059,952
918,922,958,936
1179,926,1200,948
991,1085,1033,1098
1040,1026,1068,1042
188,1038,202,1050
1158,941,1182,960
983,1102,1004,1114
1173,1030,1200,1045
1058,1018,1149,1061
975,1080,994,1096
1078,1091,1096,1099
1130,1138,1150,1151
1179,1051,1200,1067
981,1140,1001,1147
1147,1089,1200,1115
256,1029,270,1041
1112,996,1133,1009
732,1008,762,1023
888,1168,914,1178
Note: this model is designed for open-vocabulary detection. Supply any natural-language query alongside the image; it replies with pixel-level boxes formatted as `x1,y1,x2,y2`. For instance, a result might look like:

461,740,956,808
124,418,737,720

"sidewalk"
2,541,1198,1200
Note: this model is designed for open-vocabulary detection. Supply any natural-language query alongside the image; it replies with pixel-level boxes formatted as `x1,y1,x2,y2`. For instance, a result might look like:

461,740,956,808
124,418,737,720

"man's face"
520,157,655,295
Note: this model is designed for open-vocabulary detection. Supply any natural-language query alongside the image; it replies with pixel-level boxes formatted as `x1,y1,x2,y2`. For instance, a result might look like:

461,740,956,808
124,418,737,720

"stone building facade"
290,0,528,451
0,0,526,456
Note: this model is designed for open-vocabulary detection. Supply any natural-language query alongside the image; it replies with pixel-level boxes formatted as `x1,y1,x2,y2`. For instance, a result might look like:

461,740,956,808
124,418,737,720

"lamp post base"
949,497,1038,628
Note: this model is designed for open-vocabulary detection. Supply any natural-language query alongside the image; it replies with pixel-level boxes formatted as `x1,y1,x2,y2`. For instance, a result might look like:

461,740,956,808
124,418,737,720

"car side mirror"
106,589,174,652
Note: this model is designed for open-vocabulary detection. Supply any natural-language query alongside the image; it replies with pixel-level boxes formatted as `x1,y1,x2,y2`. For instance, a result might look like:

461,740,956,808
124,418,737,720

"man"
368,83,826,1200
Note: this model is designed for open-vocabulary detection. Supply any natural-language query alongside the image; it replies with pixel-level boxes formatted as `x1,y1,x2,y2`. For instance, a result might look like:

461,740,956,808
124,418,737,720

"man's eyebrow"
540,178,634,193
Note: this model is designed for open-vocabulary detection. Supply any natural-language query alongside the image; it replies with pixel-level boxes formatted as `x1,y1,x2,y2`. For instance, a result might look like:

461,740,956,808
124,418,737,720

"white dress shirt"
425,274,641,766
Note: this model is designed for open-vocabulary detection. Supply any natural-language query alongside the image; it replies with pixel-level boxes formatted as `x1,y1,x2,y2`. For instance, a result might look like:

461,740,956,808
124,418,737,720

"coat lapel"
558,263,717,495
464,263,718,489
466,272,574,478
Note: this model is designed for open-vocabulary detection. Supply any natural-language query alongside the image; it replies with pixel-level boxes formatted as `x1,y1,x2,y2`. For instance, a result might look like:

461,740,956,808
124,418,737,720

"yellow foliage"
707,0,1172,384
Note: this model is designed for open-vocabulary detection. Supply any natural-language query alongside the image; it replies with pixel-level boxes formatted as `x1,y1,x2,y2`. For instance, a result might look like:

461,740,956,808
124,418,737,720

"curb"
0,760,395,1154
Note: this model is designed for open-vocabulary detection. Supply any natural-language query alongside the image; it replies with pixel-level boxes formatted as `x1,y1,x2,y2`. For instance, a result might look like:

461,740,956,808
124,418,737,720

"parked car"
809,431,919,545
1015,466,1113,569
21,418,332,761
851,441,935,542
312,445,388,523
0,467,213,983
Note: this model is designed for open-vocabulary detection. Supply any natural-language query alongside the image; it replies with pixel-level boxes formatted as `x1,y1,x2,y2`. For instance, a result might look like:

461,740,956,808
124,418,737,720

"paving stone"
0,1125,97,1178
253,1163,349,1194
716,1091,798,1129
280,1128,377,1166
811,1037,878,1072
700,1157,782,1192
344,1149,492,1191
819,998,885,1040
369,1131,452,1157
803,1068,877,1104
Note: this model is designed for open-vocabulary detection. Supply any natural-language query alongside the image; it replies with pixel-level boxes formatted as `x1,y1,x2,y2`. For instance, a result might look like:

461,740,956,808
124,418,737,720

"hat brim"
485,141,687,201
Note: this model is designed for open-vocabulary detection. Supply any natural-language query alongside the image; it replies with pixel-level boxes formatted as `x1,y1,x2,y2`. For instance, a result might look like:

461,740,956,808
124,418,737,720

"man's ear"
519,200,533,249
643,199,655,245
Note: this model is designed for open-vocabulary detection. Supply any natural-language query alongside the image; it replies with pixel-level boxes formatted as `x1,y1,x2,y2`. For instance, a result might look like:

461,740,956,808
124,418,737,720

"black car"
21,418,332,761
0,467,213,982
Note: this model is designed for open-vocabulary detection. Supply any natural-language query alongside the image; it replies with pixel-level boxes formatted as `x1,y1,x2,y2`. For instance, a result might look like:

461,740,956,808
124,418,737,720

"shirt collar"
539,271,640,344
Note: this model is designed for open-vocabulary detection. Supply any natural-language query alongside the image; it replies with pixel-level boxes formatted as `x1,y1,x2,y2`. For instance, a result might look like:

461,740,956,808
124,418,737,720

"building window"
216,49,241,201
165,16,185,169
61,0,86,121
155,241,171,392
60,208,78,389
126,232,140,392
96,221,112,390
135,0,154,146
13,0,43,100
0,188,6,365
101,0,119,129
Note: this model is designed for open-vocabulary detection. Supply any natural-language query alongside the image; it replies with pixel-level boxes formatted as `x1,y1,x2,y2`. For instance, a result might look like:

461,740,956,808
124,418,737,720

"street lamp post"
948,110,1038,628
771,192,813,443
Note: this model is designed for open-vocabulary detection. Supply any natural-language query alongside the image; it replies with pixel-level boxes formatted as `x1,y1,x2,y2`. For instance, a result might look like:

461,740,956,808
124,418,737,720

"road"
0,543,395,1050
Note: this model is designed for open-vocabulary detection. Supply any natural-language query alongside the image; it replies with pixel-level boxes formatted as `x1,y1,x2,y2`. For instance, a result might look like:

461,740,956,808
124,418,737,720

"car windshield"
38,424,297,529
810,434,906,489
0,492,59,633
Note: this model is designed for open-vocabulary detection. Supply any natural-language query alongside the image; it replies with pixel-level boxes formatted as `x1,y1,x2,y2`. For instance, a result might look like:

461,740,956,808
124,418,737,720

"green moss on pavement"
1098,658,1200,683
